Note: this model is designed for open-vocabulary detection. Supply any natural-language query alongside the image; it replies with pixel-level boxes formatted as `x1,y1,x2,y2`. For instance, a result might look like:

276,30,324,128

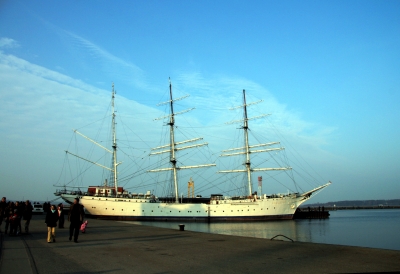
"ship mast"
219,89,291,197
149,79,216,203
64,83,121,196
242,90,252,196
167,79,179,201
111,83,119,195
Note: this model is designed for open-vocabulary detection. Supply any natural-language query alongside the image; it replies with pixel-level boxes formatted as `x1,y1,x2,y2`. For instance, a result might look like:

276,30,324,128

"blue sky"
0,0,399,203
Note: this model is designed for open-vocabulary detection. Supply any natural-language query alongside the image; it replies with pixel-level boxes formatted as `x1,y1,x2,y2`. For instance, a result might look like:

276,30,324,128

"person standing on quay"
68,198,84,243
14,201,22,235
4,201,12,234
45,205,59,243
0,197,6,232
58,203,65,228
9,208,18,236
23,200,33,234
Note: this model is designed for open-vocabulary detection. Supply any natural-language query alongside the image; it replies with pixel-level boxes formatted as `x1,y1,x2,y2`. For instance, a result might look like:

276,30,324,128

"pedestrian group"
0,197,33,235
0,196,86,244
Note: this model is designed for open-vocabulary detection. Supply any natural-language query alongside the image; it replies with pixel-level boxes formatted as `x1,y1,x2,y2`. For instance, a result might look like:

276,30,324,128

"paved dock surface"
1,215,399,273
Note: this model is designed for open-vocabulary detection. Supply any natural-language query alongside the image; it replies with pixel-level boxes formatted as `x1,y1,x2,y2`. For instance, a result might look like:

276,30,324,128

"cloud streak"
0,37,19,49
56,29,151,92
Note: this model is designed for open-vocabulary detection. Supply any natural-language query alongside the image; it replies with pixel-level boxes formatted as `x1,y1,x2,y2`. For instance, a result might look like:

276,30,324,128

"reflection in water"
125,219,324,242
295,219,331,244
124,209,400,251
196,221,300,240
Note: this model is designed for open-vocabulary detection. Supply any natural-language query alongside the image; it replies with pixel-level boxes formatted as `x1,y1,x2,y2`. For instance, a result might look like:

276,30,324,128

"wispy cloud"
26,14,151,92
56,29,151,91
0,51,101,95
65,31,144,79
174,72,336,146
0,37,19,49
0,51,161,200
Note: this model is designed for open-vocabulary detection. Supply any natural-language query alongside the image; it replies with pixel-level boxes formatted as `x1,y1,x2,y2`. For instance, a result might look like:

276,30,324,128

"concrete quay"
1,215,399,274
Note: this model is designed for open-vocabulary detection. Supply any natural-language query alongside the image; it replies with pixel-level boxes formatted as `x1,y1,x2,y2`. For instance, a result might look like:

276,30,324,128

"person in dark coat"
45,205,59,243
0,197,6,232
23,200,33,234
14,201,22,235
68,198,85,243
43,202,48,213
4,202,14,234
9,208,18,236
57,203,65,228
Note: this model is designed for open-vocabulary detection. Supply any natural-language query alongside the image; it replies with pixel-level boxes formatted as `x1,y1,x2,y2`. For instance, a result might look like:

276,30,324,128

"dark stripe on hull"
85,214,294,222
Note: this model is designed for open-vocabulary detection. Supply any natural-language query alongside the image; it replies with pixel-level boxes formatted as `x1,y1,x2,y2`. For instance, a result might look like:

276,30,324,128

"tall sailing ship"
55,81,330,221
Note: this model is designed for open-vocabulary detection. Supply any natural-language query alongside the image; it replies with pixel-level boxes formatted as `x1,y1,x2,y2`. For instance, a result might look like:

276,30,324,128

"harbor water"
126,209,400,251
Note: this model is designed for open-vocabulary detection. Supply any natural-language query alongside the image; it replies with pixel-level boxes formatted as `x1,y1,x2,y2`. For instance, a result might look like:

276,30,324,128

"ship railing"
55,189,72,195
231,196,248,200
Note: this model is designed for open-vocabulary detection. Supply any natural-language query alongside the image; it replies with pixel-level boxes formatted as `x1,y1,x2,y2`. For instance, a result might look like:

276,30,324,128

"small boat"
55,80,330,221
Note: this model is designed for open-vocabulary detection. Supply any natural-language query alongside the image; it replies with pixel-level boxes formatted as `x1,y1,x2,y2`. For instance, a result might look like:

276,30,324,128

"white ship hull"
57,193,78,204
55,189,82,204
69,193,313,222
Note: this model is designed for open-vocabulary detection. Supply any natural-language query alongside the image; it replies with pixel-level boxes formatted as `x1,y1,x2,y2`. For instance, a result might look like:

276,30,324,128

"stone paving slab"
1,215,399,273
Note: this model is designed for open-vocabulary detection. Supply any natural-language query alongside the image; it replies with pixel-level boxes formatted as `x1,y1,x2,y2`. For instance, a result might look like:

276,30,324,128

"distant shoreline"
300,205,400,211
304,199,400,208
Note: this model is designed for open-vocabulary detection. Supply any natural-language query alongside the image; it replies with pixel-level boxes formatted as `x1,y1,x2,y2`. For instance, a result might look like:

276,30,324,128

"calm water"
126,209,400,251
